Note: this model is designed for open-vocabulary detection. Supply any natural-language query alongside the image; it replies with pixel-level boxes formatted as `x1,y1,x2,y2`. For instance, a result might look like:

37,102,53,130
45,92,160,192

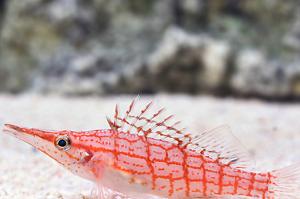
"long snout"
3,123,55,143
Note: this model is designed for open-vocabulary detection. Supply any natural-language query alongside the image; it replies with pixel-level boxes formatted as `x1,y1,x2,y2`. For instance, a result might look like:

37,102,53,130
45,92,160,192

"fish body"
3,99,300,198
75,130,273,198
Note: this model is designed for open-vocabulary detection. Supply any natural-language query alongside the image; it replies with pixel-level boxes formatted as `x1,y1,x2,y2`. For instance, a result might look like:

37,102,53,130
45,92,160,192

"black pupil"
58,139,67,147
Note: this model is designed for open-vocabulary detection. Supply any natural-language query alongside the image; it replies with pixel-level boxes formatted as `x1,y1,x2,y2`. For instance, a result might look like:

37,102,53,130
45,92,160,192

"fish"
3,98,300,199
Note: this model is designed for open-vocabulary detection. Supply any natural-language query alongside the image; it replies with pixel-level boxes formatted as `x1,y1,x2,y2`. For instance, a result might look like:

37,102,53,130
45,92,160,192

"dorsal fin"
106,98,191,145
107,98,254,169
187,125,255,169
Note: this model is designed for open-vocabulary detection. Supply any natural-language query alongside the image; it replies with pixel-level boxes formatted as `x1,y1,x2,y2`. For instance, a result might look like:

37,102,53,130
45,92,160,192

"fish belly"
100,165,155,196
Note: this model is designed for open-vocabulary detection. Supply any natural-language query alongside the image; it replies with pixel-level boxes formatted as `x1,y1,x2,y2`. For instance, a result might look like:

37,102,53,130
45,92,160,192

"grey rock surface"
231,49,300,98
136,27,231,94
0,94,300,198
1,0,300,98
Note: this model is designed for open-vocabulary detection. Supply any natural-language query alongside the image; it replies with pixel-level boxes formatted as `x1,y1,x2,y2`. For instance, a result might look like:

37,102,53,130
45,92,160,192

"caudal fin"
270,163,300,198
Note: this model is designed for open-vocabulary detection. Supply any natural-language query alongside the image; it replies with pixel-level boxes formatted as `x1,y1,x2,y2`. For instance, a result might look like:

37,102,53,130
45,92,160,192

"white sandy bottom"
0,94,300,199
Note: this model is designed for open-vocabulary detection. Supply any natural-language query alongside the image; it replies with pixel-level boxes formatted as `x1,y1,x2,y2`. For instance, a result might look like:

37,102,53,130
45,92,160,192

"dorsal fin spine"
148,114,173,132
127,101,153,133
113,104,119,127
107,117,120,131
120,99,136,130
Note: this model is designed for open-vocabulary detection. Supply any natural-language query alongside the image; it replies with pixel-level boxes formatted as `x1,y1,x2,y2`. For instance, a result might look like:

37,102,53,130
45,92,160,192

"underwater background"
0,1,300,198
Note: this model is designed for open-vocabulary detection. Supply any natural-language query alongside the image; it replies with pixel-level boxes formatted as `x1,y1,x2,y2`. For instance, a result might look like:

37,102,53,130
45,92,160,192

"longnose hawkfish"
3,98,300,199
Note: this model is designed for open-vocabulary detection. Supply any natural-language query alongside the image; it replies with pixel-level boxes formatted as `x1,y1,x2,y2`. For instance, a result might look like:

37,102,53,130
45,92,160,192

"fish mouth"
3,123,38,144
3,124,24,136
3,123,35,138
3,123,55,143
3,123,60,157
4,123,24,133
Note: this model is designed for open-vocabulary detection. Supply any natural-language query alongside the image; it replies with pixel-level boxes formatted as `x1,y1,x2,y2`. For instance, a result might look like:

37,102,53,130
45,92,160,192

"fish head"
3,124,97,181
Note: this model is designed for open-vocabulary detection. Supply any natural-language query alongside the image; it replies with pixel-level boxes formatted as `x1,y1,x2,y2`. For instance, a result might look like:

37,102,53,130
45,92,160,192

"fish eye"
55,136,71,151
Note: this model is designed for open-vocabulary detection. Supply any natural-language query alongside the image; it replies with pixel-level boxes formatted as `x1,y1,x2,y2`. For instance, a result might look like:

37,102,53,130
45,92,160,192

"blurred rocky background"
0,0,300,100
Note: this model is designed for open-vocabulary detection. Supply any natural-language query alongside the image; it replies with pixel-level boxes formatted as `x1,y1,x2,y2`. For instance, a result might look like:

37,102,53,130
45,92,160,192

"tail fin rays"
270,163,300,198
